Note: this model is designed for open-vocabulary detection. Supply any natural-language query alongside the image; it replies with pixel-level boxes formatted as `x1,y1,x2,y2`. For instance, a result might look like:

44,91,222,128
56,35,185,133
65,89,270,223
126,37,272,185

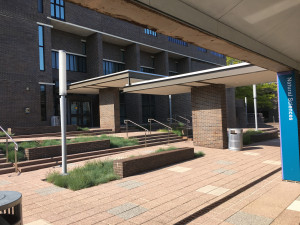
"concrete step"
0,167,15,175
130,133,179,139
0,162,13,169
0,158,8,163
138,136,183,144
8,136,185,174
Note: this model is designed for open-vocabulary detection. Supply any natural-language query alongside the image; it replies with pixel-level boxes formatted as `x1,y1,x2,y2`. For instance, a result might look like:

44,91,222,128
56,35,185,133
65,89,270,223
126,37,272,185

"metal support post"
253,84,258,131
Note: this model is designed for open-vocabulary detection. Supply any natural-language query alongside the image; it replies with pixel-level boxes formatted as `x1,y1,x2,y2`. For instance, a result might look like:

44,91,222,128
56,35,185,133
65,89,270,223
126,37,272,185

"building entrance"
70,101,91,127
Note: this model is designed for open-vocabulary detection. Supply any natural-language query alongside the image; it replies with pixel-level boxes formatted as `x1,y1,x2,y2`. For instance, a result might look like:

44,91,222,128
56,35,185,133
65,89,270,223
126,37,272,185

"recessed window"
51,0,65,20
38,0,43,13
52,51,87,73
40,85,47,121
103,60,125,75
140,66,155,74
144,28,157,37
168,37,188,46
197,47,207,53
210,51,225,58
38,26,45,71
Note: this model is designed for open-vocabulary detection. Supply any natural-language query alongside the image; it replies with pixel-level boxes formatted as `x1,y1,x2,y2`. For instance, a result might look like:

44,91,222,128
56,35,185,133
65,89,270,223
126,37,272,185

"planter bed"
250,130,278,143
113,147,194,178
25,140,110,160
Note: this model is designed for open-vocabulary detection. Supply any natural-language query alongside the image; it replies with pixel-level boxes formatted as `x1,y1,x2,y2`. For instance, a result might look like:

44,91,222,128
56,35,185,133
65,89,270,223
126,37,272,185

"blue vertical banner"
277,71,300,181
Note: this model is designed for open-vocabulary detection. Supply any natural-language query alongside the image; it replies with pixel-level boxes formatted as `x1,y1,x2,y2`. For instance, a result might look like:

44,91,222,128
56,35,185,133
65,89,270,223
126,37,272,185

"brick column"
154,51,169,122
87,33,103,77
191,85,228,149
226,88,237,128
99,88,120,132
124,44,143,123
172,57,192,117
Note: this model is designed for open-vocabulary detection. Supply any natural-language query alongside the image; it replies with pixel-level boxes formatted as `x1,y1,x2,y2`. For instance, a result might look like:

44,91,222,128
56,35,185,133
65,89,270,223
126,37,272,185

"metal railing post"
126,121,128,138
123,120,148,146
150,119,152,134
145,131,147,147
6,136,8,163
0,126,19,173
168,129,170,144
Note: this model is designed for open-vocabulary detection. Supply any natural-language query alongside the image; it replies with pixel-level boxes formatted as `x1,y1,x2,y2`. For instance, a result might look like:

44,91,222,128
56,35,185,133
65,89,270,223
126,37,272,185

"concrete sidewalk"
0,139,299,225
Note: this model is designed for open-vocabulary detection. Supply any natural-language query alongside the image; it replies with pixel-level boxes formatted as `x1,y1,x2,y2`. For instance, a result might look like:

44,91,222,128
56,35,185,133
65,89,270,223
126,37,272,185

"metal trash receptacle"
228,128,243,151
0,191,22,225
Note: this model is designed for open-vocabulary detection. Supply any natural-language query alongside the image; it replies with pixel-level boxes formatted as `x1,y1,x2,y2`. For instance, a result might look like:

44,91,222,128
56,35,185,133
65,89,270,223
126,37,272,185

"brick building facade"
0,0,228,129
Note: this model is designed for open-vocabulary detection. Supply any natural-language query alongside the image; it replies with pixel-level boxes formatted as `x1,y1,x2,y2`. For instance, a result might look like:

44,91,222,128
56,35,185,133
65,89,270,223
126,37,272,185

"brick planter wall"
250,130,278,143
25,140,110,160
9,125,77,135
113,147,194,178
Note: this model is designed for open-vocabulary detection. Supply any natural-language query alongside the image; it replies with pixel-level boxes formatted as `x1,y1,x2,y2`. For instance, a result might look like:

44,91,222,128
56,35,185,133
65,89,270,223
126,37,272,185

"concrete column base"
191,85,228,149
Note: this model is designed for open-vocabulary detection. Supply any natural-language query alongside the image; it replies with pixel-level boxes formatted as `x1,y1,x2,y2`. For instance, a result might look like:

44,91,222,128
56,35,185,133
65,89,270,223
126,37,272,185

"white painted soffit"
65,0,300,72
123,63,277,95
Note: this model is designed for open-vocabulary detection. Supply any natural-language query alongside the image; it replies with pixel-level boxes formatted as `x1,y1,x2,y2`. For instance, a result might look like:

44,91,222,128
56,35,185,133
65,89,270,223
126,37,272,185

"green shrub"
155,146,177,153
157,129,183,137
243,130,263,145
77,126,89,131
46,161,120,190
194,151,205,158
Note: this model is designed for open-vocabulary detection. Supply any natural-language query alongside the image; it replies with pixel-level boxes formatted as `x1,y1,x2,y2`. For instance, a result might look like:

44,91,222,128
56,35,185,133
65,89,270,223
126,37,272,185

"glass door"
70,101,91,126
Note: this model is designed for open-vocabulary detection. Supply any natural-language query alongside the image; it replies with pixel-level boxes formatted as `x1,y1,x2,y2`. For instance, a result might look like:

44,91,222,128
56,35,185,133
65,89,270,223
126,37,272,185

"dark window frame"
38,25,45,71
52,51,87,73
103,60,125,75
51,0,65,20
38,0,43,13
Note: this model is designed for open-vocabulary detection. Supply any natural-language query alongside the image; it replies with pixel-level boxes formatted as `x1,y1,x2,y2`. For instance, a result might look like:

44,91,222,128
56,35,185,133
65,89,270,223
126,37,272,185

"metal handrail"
167,118,182,124
124,120,148,147
148,119,172,144
175,115,191,124
0,126,19,172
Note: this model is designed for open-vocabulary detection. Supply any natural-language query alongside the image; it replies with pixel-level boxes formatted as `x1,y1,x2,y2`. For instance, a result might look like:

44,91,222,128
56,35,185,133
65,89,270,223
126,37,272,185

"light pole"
253,84,258,131
59,50,67,175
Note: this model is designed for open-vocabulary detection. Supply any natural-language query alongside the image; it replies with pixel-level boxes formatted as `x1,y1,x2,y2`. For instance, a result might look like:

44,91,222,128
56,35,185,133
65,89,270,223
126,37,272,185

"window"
40,85,47,121
38,26,45,71
140,66,155,73
52,51,87,73
103,60,125,75
210,51,225,58
142,95,155,123
51,0,65,20
38,0,43,13
168,36,188,46
144,28,157,37
197,47,207,53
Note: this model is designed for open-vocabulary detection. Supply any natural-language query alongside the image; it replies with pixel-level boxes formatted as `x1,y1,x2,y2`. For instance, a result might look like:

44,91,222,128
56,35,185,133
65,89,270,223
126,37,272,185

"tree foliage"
235,83,277,112
226,57,242,65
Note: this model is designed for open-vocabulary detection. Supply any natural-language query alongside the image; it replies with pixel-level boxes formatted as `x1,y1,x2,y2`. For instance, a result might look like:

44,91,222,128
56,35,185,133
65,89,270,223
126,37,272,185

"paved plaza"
0,138,299,225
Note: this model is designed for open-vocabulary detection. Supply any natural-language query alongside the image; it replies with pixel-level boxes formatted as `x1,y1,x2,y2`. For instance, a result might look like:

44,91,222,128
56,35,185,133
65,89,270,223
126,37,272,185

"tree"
235,83,277,113
226,57,242,65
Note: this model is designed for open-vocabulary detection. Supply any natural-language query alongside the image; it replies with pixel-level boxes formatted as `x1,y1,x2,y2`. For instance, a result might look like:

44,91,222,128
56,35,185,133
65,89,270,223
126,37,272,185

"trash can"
228,128,243,151
0,191,22,225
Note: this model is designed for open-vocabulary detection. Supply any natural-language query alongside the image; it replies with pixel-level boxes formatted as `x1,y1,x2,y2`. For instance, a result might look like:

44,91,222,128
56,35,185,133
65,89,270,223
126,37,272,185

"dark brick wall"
0,0,226,129
140,51,154,68
113,147,194,178
25,139,110,160
87,33,103,78
169,58,178,72
124,44,142,123
103,42,123,62
0,0,53,128
191,85,228,149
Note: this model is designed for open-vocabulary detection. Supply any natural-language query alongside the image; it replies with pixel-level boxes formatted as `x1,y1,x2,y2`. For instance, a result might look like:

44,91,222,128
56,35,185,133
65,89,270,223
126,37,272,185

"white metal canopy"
123,63,276,95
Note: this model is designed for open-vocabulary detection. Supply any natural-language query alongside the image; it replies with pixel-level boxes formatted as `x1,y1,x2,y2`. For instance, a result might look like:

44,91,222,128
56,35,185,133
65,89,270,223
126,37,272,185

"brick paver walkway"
0,138,299,225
